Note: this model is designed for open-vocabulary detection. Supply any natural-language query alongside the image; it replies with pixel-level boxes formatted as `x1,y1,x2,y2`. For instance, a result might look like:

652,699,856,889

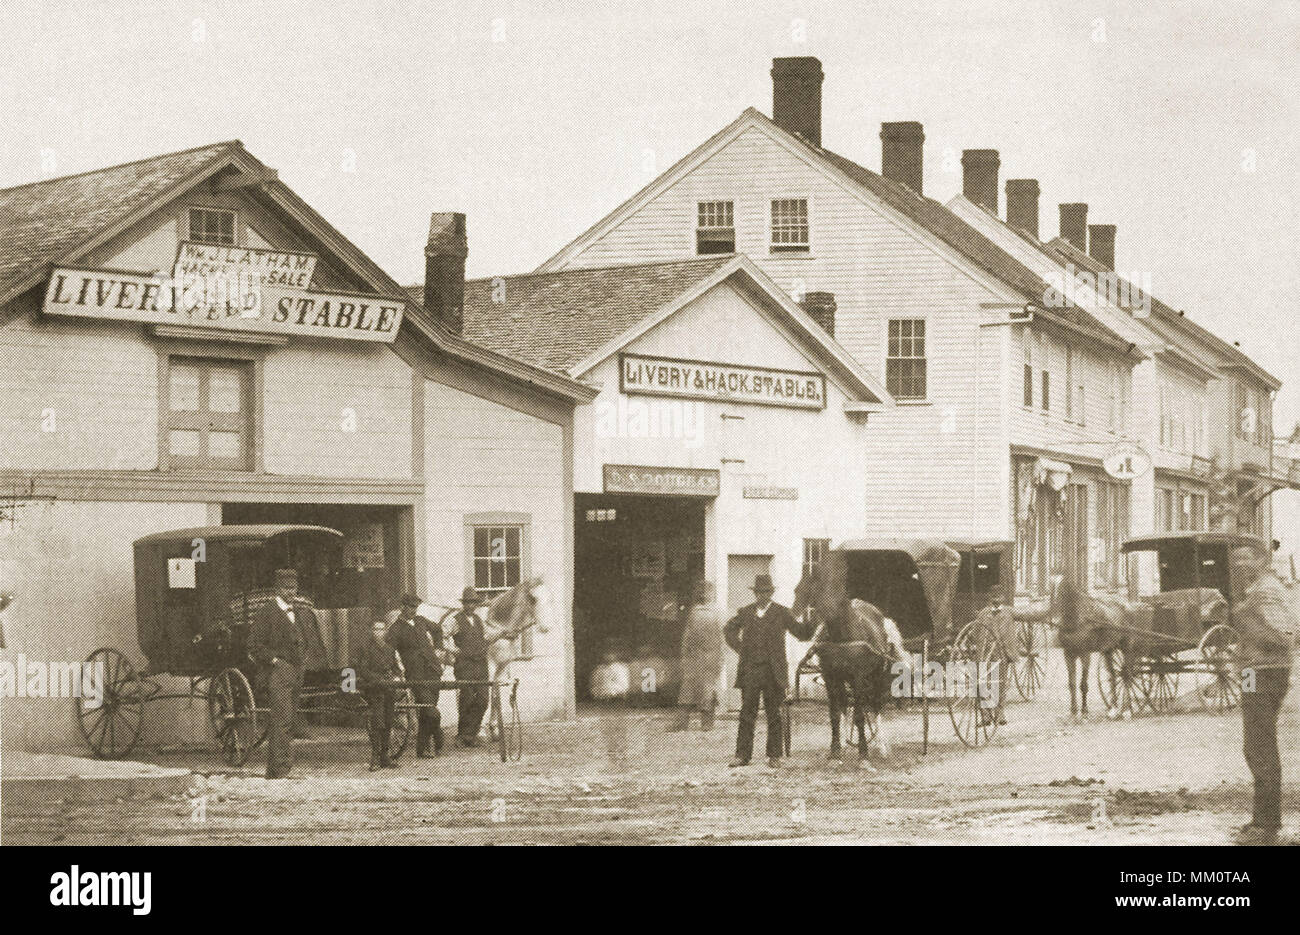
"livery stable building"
0,142,597,753
434,250,893,708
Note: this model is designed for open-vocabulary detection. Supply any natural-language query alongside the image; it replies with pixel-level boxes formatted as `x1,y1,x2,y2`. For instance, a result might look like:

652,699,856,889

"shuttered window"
165,357,252,470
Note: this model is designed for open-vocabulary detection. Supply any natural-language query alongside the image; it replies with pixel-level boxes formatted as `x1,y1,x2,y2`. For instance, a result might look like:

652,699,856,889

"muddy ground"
5,658,1297,845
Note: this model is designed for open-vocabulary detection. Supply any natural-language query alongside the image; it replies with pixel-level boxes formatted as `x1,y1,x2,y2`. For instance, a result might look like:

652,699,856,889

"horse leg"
1078,652,1090,719
852,696,876,773
1066,650,1078,719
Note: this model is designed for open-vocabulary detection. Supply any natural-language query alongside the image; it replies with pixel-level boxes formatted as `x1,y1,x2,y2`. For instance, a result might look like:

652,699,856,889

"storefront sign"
603,464,720,497
1102,442,1151,480
41,266,404,342
619,353,826,410
743,486,798,500
342,523,385,569
173,241,319,291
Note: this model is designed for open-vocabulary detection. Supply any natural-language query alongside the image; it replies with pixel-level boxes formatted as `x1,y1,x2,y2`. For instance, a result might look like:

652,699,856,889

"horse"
481,577,554,737
1054,575,1116,721
791,561,911,770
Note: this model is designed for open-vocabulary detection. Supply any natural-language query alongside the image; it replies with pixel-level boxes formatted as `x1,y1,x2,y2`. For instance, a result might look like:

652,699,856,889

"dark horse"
791,560,911,769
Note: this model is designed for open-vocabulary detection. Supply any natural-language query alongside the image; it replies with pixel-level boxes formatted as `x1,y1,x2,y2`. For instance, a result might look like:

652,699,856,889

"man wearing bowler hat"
249,568,305,779
447,586,491,747
724,574,802,767
386,593,444,757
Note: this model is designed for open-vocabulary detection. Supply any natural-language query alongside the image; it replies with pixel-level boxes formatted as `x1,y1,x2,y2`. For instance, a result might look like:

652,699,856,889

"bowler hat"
460,586,483,606
751,574,775,593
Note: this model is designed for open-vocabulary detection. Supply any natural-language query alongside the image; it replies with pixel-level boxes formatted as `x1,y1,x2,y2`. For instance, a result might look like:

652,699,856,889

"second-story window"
696,201,735,254
886,319,926,400
1023,337,1033,407
188,207,236,245
770,198,809,253
1065,347,1074,422
1041,370,1050,412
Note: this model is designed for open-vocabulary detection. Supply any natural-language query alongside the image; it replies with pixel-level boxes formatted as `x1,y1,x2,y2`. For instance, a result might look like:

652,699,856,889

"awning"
1034,457,1073,491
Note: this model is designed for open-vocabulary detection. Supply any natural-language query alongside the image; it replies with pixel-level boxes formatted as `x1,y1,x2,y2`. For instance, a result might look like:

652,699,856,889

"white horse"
482,578,554,736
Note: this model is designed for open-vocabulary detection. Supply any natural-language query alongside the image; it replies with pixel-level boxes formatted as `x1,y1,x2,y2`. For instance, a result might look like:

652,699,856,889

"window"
1065,347,1074,422
585,509,617,523
1258,391,1272,447
188,207,236,245
696,201,735,254
471,523,529,655
165,357,251,470
1236,383,1255,441
803,538,830,579
886,319,926,400
1023,337,1033,408
1041,370,1050,412
770,198,809,253
1107,362,1118,431
1076,384,1086,427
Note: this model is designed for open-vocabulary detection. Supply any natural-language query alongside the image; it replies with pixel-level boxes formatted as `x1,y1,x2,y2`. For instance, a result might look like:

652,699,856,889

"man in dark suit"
248,568,305,779
724,574,801,768
386,594,444,757
448,587,490,747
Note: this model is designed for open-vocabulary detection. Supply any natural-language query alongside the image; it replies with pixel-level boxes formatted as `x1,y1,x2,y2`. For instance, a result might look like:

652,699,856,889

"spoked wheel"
1196,624,1241,714
76,648,146,759
1014,619,1047,701
388,688,415,760
1138,655,1179,714
207,667,258,766
948,621,1004,747
1096,648,1135,717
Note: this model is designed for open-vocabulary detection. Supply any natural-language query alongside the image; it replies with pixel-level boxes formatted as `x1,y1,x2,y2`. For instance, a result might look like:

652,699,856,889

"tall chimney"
880,122,925,195
1059,203,1088,252
425,212,468,334
771,57,823,147
1088,223,1116,269
1005,179,1040,238
961,149,1000,214
799,291,836,338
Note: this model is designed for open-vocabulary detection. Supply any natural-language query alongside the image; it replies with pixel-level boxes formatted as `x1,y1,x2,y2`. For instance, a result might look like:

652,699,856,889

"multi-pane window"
803,538,830,579
770,198,809,253
472,524,528,655
166,357,251,470
886,319,926,400
188,208,236,245
696,201,735,255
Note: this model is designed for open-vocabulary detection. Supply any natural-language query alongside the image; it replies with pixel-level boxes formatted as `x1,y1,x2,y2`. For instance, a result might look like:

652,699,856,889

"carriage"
791,538,1047,750
1088,531,1251,717
74,524,519,767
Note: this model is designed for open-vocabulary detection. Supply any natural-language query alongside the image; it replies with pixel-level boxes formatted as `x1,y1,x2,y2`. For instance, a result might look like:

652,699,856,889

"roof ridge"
0,140,242,195
459,254,733,286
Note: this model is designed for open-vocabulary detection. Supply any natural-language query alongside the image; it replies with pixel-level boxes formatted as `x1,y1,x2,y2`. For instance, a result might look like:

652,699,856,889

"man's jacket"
724,602,800,689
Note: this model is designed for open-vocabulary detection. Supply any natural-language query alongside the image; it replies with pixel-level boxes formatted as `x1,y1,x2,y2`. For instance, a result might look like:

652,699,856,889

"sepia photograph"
0,0,1297,884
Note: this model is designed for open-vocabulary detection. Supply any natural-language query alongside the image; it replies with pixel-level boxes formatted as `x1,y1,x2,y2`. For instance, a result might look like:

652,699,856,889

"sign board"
603,464,721,497
342,524,385,569
167,557,196,589
173,241,319,292
1102,442,1152,480
619,353,826,410
42,266,404,343
743,486,799,500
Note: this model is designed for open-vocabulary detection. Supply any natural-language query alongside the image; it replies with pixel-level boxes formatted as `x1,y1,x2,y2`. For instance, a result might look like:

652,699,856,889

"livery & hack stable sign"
619,352,826,410
41,264,405,343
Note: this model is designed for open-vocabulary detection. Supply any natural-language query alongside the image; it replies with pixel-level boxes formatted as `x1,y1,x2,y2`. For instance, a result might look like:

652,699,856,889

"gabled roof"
1045,237,1280,390
419,253,891,406
0,142,595,403
537,107,1134,354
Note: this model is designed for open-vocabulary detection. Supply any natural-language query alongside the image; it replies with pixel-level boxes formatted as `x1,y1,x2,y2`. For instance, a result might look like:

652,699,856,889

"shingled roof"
413,255,735,373
0,141,241,303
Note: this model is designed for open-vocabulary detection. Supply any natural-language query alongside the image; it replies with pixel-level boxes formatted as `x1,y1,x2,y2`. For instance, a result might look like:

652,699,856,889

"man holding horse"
1232,544,1296,845
725,574,802,768
448,586,491,747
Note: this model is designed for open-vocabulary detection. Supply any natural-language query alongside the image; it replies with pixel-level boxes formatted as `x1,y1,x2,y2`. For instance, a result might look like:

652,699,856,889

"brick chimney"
771,57,823,147
961,149,1000,214
425,212,467,334
1005,179,1040,238
1088,223,1116,270
1059,203,1088,252
799,291,836,337
881,122,924,195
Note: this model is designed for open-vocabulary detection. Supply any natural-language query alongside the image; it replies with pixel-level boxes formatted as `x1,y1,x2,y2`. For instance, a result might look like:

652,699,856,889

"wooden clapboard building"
0,142,594,751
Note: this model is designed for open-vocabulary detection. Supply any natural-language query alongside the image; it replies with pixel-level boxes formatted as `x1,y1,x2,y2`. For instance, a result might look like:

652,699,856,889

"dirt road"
5,663,1295,845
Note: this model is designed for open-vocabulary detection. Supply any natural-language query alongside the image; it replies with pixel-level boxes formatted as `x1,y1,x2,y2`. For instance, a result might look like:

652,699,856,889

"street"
4,657,1293,845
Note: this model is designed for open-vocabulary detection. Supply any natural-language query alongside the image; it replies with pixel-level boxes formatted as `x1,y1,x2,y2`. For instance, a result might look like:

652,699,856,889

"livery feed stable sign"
42,261,404,343
619,353,827,410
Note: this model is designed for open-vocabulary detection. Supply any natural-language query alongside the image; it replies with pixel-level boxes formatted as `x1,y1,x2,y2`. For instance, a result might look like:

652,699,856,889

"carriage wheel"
1095,648,1135,717
1137,655,1179,714
1195,624,1241,714
842,706,880,746
388,688,415,760
1014,620,1047,701
76,648,145,759
208,668,258,766
948,621,1003,748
